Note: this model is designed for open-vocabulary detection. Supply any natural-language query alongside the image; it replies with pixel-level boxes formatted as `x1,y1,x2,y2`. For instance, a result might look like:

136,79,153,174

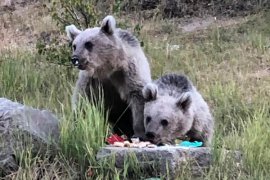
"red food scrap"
106,134,125,144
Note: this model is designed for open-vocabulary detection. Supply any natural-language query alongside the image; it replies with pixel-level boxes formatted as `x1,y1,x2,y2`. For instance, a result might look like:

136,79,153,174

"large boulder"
0,98,59,176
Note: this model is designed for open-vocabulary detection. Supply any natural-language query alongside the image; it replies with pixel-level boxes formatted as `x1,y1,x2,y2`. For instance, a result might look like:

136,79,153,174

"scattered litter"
106,135,203,148
179,141,203,147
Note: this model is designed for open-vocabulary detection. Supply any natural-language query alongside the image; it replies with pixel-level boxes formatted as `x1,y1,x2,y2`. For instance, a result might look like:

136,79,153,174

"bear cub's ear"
65,25,81,42
142,83,158,101
176,92,192,112
101,15,116,35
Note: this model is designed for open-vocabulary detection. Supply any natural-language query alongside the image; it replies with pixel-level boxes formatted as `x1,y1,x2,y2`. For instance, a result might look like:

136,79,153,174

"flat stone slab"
97,146,242,178
97,146,242,179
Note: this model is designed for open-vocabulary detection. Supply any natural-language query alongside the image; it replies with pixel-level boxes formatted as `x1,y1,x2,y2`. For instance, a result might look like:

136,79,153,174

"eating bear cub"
142,74,214,146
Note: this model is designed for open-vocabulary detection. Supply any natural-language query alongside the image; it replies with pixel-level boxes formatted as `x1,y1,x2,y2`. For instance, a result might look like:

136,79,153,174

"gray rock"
0,98,59,176
97,146,242,178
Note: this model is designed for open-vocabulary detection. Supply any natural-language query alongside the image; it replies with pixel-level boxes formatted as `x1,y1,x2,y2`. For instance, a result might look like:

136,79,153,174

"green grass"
1,10,270,180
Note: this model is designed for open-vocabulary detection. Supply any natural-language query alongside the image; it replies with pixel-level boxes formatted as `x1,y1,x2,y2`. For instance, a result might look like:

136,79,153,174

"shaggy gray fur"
66,15,151,139
118,30,139,47
142,74,214,146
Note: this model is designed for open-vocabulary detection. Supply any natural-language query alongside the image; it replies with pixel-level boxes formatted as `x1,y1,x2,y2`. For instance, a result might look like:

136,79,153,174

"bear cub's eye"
146,116,151,124
160,119,169,127
85,41,93,51
73,44,76,51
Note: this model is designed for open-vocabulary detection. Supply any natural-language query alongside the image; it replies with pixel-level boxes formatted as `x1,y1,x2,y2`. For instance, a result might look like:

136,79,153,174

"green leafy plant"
36,0,101,67
49,0,100,29
36,36,71,67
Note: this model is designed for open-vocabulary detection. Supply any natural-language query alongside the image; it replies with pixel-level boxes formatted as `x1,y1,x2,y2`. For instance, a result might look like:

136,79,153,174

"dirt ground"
0,1,250,52
0,1,57,51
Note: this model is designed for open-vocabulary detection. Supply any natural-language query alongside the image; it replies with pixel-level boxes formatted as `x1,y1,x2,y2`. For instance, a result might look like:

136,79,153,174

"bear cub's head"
65,15,121,77
142,83,194,145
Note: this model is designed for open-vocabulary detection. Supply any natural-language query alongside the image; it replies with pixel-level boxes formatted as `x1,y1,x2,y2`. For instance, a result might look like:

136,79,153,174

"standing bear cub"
142,74,214,146
65,16,151,139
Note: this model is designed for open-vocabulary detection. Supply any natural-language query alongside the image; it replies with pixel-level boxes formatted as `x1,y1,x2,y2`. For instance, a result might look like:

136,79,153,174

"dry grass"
0,2,57,51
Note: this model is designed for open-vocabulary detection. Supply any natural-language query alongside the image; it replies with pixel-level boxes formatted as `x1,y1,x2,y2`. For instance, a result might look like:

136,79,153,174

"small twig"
78,6,90,27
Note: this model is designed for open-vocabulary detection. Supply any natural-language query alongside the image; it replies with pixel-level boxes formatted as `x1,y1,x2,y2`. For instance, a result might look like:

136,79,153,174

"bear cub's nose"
71,56,79,66
145,132,156,139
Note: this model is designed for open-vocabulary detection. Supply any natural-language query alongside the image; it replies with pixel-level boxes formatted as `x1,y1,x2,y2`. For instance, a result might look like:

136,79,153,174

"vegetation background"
0,0,269,179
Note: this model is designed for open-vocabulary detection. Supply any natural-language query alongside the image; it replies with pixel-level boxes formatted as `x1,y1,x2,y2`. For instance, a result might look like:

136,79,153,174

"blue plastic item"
179,141,203,147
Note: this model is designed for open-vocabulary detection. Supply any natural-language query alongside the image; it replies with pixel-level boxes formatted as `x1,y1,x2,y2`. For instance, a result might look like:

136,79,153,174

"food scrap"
106,134,125,144
110,137,157,148
106,135,203,148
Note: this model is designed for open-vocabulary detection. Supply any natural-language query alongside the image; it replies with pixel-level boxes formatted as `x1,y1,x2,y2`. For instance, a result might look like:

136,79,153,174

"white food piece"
130,143,139,148
144,141,151,146
131,138,140,144
123,141,131,147
138,142,148,148
147,144,157,148
113,142,124,147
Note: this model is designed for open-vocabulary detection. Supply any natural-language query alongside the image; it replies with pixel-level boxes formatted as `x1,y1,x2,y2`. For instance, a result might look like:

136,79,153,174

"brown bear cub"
65,16,151,139
142,74,214,146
